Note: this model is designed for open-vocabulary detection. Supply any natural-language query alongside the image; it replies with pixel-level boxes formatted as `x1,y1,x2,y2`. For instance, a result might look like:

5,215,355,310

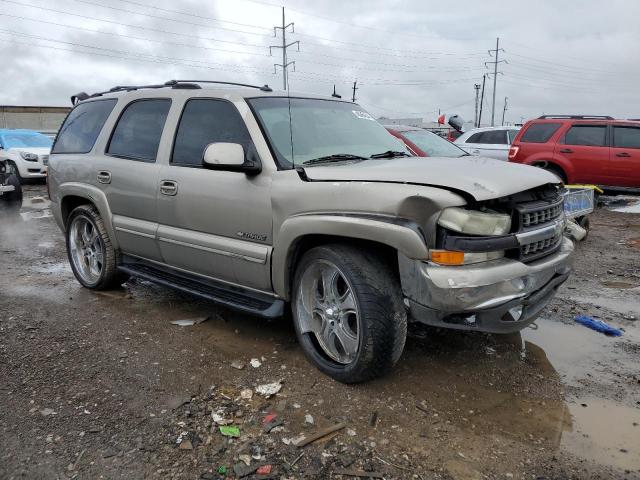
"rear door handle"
97,171,111,184
160,180,178,196
616,152,631,157
559,148,573,154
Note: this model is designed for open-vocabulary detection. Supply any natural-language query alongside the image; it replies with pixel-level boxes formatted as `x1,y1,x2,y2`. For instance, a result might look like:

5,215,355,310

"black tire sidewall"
0,174,22,210
66,207,109,289
292,245,405,383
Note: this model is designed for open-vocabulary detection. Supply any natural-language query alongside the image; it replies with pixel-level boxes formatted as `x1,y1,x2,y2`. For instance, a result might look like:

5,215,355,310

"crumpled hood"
301,156,560,201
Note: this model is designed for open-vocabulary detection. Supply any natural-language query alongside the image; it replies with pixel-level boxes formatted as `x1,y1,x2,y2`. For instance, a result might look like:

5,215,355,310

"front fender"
56,182,119,249
271,213,429,299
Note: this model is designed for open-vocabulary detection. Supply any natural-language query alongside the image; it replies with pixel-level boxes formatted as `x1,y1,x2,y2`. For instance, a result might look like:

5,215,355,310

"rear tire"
7,161,24,184
0,174,22,214
66,204,129,290
292,244,407,383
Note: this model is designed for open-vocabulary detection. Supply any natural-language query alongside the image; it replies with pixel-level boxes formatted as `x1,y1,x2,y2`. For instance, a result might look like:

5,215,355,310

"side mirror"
202,143,261,174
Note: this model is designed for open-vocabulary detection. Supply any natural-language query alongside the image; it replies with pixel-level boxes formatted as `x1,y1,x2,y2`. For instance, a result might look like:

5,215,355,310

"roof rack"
538,115,614,120
165,80,272,92
71,79,272,105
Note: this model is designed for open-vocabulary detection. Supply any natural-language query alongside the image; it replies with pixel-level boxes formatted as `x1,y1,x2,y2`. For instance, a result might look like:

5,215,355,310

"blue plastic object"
575,315,623,337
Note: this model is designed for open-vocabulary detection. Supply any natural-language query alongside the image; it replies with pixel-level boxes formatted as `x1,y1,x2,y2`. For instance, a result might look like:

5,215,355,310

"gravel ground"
1,184,639,480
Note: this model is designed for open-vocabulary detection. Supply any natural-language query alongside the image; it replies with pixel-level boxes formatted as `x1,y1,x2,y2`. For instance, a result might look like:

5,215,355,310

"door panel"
156,167,272,290
554,124,609,184
610,126,640,187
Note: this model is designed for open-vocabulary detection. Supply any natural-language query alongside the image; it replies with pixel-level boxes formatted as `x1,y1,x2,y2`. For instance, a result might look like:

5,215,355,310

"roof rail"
164,80,272,92
70,80,273,105
538,115,614,120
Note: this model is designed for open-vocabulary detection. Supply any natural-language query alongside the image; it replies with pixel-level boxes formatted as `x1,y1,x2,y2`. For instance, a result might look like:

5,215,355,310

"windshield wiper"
302,154,368,166
369,150,410,159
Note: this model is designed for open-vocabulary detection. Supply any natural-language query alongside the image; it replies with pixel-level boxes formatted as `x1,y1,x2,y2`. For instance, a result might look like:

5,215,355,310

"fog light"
503,306,524,322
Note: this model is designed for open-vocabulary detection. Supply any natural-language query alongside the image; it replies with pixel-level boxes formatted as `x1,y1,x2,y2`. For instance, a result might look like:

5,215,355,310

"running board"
118,260,284,318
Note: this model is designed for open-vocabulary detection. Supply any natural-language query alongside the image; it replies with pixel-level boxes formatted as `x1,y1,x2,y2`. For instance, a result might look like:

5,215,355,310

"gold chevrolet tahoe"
48,80,573,383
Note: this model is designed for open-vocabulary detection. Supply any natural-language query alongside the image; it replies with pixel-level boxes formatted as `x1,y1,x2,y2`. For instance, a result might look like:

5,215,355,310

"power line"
68,0,274,37
0,0,271,49
0,13,270,57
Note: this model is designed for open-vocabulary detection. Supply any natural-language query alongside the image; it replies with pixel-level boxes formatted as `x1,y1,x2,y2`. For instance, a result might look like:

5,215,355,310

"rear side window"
107,99,171,162
466,130,508,144
172,99,253,167
520,123,561,143
52,99,116,154
613,126,640,149
563,125,607,147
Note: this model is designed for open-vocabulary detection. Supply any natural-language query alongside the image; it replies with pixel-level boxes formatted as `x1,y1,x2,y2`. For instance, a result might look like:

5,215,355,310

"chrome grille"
521,202,563,228
516,194,565,262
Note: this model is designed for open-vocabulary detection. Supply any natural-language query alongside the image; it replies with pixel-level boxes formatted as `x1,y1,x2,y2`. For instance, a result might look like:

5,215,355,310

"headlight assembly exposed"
20,152,38,161
438,207,511,236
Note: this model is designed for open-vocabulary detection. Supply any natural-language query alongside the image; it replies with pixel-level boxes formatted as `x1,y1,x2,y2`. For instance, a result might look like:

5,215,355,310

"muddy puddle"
603,195,640,214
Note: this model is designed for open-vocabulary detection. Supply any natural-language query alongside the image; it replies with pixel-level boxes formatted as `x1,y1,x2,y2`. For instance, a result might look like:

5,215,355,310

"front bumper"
399,237,574,333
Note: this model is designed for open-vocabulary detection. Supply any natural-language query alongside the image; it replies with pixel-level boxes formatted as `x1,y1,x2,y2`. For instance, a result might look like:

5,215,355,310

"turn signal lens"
508,145,519,160
430,250,465,266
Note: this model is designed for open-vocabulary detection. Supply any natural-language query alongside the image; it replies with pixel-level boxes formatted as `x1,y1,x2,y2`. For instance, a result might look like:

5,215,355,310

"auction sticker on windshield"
352,110,375,120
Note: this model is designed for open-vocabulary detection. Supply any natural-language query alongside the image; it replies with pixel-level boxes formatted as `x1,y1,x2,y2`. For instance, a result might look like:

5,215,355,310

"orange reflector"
430,250,465,266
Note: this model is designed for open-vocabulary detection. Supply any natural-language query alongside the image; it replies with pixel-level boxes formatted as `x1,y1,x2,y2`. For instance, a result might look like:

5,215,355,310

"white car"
0,129,53,182
454,126,521,161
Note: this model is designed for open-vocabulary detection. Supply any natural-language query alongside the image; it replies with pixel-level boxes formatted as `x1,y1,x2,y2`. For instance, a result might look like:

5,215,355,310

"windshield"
0,131,53,149
401,129,467,157
248,97,408,168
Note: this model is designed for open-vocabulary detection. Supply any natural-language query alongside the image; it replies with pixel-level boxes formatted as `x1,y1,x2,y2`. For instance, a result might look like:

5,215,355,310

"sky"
0,0,639,125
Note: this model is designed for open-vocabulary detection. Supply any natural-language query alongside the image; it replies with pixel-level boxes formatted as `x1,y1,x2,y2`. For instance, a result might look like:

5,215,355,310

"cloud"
0,0,637,124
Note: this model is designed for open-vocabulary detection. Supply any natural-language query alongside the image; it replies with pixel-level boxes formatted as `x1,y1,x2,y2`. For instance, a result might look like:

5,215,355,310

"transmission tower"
485,37,506,126
270,7,299,90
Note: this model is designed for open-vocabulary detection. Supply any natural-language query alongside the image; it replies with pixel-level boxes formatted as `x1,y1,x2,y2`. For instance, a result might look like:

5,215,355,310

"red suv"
509,115,640,189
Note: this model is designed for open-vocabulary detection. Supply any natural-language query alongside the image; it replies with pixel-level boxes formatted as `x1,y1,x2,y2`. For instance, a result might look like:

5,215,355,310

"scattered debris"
238,454,251,466
179,439,193,450
233,462,258,478
231,360,246,370
170,316,210,326
293,422,346,448
369,411,378,427
240,389,253,400
333,469,384,478
219,425,240,437
256,464,272,475
250,358,262,368
304,414,314,425
255,382,282,398
263,413,284,433
575,315,623,336
217,466,227,475
40,408,55,416
346,428,356,436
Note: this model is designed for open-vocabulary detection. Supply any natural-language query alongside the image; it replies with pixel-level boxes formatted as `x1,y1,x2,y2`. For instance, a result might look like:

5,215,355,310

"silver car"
48,80,572,383
455,126,521,161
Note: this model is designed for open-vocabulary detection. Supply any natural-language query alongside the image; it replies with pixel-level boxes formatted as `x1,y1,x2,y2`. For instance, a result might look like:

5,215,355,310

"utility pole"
270,7,299,90
351,80,358,103
473,83,481,128
485,37,506,126
501,96,508,126
478,74,486,127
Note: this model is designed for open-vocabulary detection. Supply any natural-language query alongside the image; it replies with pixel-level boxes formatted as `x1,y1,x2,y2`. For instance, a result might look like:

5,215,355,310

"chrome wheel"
296,260,360,364
69,216,103,284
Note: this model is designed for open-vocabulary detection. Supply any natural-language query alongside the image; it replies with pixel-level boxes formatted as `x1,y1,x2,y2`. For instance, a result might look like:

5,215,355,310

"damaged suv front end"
400,185,572,333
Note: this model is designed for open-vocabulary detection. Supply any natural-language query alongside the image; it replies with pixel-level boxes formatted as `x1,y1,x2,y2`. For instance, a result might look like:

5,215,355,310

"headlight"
438,207,511,236
20,152,38,161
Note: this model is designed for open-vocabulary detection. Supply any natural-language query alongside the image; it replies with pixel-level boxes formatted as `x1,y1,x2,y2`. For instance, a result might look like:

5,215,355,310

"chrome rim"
69,216,103,284
296,260,360,364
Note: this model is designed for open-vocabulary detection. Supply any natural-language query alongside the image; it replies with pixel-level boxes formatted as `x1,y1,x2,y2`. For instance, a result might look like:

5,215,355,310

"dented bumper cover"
399,237,574,333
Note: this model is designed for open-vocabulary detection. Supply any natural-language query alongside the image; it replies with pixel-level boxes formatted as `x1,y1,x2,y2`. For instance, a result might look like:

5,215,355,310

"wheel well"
61,195,93,228
531,161,567,183
285,234,400,299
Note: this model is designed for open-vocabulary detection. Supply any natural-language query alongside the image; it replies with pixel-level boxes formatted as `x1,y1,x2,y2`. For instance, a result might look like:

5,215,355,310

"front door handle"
616,152,631,157
160,180,178,196
97,171,111,184
559,148,573,154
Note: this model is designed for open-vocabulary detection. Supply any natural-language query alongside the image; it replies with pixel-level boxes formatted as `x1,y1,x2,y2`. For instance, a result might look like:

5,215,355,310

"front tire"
7,161,24,184
292,244,407,383
66,204,128,290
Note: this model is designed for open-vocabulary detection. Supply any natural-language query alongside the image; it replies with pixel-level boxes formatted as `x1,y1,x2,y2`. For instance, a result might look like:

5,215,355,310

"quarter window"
563,125,607,147
52,99,117,154
107,99,171,162
520,123,561,143
466,130,508,144
172,99,253,167
613,126,640,149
